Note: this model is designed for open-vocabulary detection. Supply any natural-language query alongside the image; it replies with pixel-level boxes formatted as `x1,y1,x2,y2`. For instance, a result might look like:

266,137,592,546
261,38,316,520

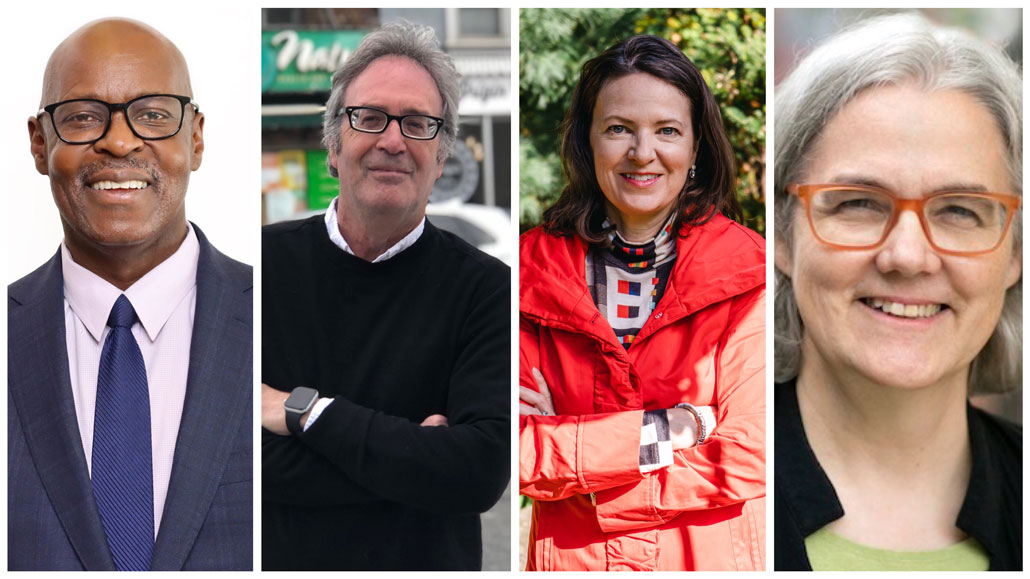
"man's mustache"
79,159,160,185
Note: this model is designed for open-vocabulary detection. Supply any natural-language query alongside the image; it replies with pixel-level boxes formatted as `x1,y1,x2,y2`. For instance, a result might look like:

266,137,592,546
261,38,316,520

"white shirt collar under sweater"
324,198,425,263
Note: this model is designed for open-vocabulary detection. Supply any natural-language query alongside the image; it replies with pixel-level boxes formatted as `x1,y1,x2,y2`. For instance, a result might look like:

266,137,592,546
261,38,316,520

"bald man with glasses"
9,18,252,571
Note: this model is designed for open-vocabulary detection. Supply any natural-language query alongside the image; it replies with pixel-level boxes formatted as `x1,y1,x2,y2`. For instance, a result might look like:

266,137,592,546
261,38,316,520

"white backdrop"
5,5,261,282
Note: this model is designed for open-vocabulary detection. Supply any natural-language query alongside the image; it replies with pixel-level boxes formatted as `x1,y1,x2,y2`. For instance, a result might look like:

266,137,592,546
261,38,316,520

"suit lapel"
8,253,117,570
151,228,252,570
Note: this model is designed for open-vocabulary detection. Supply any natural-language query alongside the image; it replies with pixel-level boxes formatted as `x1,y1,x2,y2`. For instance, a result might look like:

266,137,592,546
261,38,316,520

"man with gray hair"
260,21,510,570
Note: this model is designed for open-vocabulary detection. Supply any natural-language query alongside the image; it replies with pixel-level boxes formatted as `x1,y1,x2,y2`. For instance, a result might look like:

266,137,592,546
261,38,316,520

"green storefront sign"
262,30,368,93
306,149,339,210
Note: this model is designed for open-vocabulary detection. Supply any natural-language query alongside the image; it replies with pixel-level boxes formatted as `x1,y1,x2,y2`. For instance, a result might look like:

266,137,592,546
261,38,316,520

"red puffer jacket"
519,214,766,571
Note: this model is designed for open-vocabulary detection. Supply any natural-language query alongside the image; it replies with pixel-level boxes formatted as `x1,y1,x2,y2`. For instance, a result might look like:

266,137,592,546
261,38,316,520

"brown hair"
543,34,741,242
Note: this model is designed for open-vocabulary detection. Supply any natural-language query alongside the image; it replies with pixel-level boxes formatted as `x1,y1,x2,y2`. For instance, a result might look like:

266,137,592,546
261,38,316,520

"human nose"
627,133,656,164
92,111,144,157
375,117,408,154
874,210,943,276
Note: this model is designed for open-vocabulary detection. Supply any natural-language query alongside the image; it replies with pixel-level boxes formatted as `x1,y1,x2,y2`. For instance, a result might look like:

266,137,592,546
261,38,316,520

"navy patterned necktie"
92,295,154,571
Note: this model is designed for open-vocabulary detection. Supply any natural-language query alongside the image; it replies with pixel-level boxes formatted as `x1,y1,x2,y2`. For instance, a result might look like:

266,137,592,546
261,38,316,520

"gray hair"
774,12,1022,393
321,20,461,176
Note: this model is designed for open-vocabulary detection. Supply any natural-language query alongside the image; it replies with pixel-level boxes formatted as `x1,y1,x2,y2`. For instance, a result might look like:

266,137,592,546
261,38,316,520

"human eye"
127,96,186,127
814,189,892,221
133,108,175,126
658,126,681,137
605,124,628,135
928,195,1000,229
352,108,386,130
402,115,431,137
56,103,106,127
66,111,103,125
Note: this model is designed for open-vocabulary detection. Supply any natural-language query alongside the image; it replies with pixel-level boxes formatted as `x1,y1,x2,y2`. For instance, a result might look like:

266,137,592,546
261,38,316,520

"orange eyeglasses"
788,183,1021,256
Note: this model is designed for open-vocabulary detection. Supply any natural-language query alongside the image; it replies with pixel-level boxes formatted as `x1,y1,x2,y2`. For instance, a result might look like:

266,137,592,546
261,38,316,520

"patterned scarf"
586,216,677,349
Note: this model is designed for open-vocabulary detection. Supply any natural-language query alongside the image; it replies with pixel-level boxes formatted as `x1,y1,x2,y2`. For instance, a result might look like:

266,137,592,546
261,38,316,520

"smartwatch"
284,387,319,435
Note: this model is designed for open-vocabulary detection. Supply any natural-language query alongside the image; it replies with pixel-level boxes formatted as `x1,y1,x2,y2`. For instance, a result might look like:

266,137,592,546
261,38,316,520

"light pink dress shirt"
62,225,200,539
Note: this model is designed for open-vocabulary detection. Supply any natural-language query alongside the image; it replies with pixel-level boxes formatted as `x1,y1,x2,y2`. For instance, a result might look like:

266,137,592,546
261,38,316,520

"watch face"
284,387,318,412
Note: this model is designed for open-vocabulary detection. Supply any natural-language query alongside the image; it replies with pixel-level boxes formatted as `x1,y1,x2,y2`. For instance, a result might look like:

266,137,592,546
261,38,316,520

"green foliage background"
519,8,766,236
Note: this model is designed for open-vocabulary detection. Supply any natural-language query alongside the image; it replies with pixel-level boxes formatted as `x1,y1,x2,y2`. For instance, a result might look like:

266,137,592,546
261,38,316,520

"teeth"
91,180,148,190
863,298,942,318
623,173,660,180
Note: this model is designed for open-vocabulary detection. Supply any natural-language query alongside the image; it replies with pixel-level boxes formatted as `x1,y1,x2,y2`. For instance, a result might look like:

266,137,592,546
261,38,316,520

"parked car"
427,200,512,266
290,200,513,266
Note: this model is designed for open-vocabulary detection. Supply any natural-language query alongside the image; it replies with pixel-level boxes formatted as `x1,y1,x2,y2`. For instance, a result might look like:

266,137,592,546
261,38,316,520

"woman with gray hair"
774,12,1021,571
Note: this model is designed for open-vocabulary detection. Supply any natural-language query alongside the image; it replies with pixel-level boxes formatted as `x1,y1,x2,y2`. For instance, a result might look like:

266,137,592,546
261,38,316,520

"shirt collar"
62,224,200,343
956,405,1019,569
324,197,425,263
774,380,845,536
776,379,1021,569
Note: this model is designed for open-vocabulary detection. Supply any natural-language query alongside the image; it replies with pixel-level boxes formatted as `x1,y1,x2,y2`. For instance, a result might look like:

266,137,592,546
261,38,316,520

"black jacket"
775,380,1022,570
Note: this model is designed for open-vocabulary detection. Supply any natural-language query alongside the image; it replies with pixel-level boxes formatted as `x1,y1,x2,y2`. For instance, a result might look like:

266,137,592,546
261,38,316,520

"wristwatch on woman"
675,403,707,445
284,386,319,435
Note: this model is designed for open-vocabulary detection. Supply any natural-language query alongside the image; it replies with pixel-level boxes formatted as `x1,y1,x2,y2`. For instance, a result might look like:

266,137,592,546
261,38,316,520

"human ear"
28,117,49,176
328,147,339,173
190,112,205,171
1003,245,1021,289
774,230,793,278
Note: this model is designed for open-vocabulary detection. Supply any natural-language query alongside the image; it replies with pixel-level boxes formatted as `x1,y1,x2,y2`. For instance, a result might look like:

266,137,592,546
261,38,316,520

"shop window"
445,8,509,48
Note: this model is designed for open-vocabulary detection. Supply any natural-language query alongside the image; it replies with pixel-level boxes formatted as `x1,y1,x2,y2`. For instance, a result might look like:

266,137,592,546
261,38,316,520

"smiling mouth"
367,166,412,179
91,180,149,191
620,173,661,185
860,298,946,319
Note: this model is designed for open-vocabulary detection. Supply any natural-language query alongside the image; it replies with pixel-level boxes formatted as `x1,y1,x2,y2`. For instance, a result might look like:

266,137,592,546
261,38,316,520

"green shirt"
805,528,989,571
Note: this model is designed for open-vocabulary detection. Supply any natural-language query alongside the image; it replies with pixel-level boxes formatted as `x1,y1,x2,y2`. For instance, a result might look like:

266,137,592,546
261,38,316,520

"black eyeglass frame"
37,94,200,145
344,106,445,141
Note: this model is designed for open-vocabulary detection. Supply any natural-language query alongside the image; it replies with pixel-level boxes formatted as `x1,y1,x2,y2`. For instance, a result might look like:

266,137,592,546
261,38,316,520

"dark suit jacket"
8,225,253,571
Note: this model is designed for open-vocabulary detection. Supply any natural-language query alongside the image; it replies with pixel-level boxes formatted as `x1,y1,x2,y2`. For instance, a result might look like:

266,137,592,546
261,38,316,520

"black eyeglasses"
37,94,200,145
344,106,445,140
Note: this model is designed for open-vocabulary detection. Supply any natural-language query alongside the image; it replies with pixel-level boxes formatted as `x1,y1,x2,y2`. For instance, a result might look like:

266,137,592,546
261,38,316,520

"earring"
688,165,696,180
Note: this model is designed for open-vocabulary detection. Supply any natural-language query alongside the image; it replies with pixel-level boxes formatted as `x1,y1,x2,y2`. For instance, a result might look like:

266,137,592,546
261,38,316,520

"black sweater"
261,216,510,570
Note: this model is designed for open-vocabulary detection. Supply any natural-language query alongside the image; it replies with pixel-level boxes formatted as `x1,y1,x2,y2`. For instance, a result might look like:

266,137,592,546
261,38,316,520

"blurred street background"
261,8,513,570
262,8,512,265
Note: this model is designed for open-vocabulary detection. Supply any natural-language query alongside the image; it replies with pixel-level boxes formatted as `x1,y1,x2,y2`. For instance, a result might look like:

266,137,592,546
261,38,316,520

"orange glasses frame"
787,183,1022,256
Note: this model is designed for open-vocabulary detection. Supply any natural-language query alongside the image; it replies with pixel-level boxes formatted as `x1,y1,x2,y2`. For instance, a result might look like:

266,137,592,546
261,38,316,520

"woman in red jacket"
519,35,766,571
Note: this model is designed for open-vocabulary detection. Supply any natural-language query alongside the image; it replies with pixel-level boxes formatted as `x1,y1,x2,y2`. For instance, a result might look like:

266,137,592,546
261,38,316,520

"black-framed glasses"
344,106,444,140
37,94,200,145
788,183,1022,256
